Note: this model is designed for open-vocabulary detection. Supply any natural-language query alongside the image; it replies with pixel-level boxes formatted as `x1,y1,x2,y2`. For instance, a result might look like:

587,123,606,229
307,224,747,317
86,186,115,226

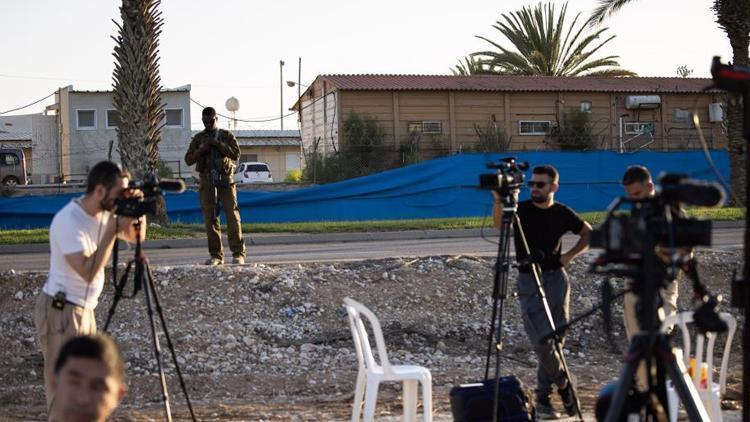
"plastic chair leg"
362,379,380,422
351,371,366,422
402,379,418,422
421,377,433,422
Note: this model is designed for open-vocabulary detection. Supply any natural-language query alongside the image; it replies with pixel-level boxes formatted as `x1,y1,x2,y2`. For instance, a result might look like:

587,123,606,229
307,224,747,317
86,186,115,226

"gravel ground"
0,248,744,420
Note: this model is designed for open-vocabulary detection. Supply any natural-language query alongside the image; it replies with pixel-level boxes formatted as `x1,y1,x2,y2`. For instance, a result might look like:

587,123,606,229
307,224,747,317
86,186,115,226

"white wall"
66,90,192,178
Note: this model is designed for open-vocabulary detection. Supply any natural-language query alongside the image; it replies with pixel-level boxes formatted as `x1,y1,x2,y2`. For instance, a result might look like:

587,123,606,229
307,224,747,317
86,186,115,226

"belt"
45,293,82,308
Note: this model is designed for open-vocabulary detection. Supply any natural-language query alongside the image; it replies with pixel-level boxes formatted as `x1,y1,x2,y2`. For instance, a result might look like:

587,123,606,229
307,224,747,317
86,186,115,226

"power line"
0,92,56,116
190,91,335,124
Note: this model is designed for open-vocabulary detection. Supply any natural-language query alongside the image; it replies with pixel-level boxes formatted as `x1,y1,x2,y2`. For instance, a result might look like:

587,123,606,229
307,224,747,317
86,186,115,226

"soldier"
184,107,246,265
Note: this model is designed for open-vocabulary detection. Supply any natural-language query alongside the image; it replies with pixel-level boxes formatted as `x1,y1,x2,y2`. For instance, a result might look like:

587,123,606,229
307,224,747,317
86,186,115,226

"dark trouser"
199,177,246,260
517,268,570,401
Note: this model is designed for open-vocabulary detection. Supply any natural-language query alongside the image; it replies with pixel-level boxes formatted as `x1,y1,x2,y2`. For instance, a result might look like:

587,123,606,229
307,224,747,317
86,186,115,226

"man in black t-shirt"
493,165,591,419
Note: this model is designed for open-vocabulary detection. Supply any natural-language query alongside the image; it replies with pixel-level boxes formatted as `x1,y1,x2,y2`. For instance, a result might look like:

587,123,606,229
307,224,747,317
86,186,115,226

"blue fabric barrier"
0,151,730,229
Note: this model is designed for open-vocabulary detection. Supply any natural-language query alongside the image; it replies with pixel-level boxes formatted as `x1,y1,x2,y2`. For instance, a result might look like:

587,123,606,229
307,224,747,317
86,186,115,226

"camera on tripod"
590,173,724,263
478,157,529,194
114,174,185,218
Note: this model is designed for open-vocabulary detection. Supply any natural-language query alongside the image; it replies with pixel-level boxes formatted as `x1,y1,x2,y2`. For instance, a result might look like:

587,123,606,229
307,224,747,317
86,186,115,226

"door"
285,153,301,172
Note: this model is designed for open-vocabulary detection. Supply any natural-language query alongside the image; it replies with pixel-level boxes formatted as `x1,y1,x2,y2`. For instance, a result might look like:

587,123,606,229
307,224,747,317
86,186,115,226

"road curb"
0,221,743,255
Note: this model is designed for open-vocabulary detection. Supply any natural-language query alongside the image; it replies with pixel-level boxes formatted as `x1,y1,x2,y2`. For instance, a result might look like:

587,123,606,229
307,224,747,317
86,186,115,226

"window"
0,153,20,166
674,108,690,123
580,101,592,113
407,121,442,134
165,109,183,127
76,110,96,129
518,120,551,135
240,154,258,163
106,110,120,128
422,121,442,134
407,122,422,133
624,122,654,135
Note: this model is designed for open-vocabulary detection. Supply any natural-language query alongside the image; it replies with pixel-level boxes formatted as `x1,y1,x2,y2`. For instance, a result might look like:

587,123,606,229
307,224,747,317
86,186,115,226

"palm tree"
590,0,750,203
451,56,494,75
111,0,167,219
461,2,635,76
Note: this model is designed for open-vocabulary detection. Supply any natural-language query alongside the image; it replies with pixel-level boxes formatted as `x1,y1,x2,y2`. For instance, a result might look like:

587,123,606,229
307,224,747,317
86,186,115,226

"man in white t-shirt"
34,160,145,412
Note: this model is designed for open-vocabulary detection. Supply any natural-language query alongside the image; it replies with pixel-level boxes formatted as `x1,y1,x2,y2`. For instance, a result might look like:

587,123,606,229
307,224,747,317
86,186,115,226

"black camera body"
590,173,723,263
479,157,529,195
114,174,185,218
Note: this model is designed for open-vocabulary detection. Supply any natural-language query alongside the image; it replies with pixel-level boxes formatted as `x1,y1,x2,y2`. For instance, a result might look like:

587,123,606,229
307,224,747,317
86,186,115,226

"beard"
530,192,549,203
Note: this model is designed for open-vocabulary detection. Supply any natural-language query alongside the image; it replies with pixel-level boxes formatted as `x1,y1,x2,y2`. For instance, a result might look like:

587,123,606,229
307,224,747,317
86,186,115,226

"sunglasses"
527,181,548,189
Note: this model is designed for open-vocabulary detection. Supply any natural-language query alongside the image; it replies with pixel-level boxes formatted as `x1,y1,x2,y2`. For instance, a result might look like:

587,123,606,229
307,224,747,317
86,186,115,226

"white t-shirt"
42,198,111,309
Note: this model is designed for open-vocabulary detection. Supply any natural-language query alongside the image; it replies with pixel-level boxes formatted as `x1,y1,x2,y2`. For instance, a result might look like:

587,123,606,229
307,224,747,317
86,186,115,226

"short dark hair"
202,107,216,117
86,161,126,194
54,334,125,382
621,165,652,185
532,165,559,184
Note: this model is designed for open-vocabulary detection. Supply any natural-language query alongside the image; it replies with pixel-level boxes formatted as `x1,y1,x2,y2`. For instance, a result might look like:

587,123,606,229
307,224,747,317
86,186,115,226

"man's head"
621,165,655,200
52,334,126,422
85,161,130,212
528,165,559,204
202,107,218,130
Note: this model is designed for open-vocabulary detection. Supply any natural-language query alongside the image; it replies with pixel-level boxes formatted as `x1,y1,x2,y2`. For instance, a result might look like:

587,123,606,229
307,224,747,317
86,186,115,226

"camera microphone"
658,175,725,208
156,179,186,193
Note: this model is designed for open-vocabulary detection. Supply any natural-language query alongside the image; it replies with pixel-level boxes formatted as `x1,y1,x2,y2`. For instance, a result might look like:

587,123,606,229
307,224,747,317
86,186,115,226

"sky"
0,0,733,131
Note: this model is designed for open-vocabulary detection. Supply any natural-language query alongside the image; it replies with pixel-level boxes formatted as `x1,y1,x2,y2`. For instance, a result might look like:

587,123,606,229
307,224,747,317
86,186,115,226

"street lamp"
286,81,309,88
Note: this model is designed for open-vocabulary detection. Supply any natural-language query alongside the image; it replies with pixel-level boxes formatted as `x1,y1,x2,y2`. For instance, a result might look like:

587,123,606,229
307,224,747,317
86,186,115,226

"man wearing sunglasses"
493,164,591,419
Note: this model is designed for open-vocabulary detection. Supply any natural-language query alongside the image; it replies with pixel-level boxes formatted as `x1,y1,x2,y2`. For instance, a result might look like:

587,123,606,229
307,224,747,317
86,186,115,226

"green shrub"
550,108,596,150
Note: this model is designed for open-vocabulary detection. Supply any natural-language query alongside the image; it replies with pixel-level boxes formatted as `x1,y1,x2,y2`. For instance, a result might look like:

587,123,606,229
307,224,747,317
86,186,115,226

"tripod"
603,232,709,421
484,190,583,421
103,220,197,422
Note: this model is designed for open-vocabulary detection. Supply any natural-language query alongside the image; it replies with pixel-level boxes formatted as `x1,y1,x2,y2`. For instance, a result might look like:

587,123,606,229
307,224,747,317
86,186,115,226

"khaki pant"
199,177,245,260
623,278,679,391
34,293,97,411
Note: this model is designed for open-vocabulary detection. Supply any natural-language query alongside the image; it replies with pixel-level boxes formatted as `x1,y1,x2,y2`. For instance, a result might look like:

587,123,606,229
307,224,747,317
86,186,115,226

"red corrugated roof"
318,74,718,94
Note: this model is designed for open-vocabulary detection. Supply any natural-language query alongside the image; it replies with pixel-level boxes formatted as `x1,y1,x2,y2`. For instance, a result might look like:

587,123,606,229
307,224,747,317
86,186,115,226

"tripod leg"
145,262,198,422
604,342,641,422
663,347,710,421
140,259,173,422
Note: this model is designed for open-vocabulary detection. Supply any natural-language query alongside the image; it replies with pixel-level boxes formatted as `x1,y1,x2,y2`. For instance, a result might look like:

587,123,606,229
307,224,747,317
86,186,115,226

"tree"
460,2,635,76
590,0,750,203
676,65,694,78
111,0,167,220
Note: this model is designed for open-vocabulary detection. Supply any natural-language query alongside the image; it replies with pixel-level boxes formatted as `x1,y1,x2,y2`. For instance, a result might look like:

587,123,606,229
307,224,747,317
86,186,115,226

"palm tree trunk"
112,0,168,222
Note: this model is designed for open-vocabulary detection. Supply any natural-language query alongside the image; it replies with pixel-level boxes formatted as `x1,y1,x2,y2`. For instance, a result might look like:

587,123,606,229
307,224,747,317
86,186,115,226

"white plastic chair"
343,297,432,422
664,311,737,422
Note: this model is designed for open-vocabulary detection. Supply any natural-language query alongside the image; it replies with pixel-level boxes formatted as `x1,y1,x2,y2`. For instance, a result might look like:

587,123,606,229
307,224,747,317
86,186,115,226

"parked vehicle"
234,161,273,184
0,148,27,186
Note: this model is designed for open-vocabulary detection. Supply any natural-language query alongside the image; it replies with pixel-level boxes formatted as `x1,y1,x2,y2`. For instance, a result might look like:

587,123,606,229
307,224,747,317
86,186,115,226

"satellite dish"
225,97,240,112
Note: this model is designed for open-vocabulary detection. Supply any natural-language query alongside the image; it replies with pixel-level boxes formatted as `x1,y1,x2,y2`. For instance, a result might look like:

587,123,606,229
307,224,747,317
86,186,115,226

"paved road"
0,228,744,272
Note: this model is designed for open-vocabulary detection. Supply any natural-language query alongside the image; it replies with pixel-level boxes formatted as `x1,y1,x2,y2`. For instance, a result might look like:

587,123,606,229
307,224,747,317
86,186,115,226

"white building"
3,85,193,183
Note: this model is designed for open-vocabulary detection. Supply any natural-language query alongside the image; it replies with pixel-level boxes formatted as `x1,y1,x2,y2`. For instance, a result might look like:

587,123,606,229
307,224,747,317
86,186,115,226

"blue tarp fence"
0,151,730,229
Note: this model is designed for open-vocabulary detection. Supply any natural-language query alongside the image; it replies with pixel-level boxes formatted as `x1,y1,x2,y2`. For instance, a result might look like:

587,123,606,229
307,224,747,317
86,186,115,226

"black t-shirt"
514,200,585,273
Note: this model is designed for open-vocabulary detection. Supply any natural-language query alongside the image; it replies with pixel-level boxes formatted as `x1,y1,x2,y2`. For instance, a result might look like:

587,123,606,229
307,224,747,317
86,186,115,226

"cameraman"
620,165,682,390
34,161,144,410
493,165,591,419
184,106,246,266
50,334,127,422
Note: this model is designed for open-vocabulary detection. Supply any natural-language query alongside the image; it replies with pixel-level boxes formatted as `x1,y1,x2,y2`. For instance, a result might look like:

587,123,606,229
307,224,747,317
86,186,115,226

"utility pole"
280,60,285,130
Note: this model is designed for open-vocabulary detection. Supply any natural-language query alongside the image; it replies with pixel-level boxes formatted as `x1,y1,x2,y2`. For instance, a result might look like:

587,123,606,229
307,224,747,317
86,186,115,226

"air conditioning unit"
709,103,723,122
625,95,661,109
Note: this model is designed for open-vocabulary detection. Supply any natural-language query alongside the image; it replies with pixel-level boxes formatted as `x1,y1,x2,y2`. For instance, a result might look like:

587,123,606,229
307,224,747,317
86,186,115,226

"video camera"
114,174,185,218
590,173,724,265
478,157,529,195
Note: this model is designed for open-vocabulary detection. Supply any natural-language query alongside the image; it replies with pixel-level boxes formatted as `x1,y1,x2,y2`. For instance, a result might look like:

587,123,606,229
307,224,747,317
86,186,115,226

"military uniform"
185,129,246,262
